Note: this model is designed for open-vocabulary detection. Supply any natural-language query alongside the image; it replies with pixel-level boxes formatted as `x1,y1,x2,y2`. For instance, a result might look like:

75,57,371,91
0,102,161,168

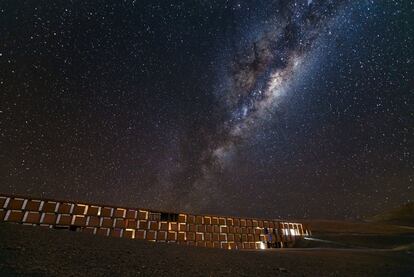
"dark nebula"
1,0,413,219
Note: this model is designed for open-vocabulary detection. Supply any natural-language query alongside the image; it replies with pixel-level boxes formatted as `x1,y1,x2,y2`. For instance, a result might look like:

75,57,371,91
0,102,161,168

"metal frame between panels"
0,193,311,250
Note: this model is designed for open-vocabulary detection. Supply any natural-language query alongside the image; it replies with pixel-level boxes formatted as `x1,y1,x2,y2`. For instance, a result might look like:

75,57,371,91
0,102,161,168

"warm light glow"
126,229,135,239
78,204,88,215
117,208,126,217
196,232,204,240
0,194,313,252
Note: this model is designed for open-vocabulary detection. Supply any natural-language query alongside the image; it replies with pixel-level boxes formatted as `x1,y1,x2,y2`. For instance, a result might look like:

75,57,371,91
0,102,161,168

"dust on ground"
0,223,413,276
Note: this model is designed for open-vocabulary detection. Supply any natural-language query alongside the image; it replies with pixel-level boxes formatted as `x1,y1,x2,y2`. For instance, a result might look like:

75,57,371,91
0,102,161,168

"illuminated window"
74,204,88,215
138,210,148,220
178,223,186,231
125,229,136,239
114,208,126,218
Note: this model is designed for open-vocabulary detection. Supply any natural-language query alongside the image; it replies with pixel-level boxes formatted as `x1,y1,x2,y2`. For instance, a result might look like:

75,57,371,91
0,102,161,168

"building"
0,193,310,250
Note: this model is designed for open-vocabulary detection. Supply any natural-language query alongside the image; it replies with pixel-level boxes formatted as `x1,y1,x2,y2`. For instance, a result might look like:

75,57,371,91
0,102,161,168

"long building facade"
0,193,310,250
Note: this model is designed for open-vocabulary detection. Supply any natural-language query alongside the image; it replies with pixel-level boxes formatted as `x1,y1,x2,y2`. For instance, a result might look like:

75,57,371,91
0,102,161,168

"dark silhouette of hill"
370,203,414,227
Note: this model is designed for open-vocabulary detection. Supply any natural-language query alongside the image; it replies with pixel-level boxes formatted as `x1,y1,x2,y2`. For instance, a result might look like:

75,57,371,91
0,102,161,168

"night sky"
1,1,413,220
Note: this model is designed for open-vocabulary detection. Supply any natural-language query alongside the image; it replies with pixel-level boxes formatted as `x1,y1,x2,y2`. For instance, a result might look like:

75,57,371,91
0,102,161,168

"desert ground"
0,221,413,276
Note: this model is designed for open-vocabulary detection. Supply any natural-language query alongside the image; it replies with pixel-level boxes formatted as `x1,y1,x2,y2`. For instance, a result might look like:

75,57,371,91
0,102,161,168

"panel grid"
0,194,310,250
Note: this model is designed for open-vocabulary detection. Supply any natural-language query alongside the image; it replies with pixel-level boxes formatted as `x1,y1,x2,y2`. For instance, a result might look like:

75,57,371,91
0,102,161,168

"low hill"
369,202,414,227
300,219,413,234
294,219,414,250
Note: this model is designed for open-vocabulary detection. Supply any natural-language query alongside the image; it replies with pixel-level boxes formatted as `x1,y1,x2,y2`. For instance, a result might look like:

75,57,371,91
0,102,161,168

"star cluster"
1,0,413,219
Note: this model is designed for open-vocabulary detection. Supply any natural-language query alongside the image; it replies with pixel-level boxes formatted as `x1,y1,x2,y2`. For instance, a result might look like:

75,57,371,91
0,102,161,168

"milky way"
1,0,413,219
185,1,348,209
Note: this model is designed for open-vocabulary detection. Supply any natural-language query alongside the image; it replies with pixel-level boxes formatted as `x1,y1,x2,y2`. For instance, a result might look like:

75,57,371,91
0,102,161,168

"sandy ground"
0,223,413,276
